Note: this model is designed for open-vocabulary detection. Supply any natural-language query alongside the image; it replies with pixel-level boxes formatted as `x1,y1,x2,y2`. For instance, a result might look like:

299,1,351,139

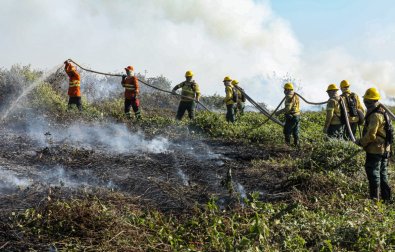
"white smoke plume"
26,118,170,154
0,0,394,109
0,167,31,192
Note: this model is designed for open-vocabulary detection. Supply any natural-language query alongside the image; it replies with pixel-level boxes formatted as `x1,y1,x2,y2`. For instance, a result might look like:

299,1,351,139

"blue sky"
270,0,395,59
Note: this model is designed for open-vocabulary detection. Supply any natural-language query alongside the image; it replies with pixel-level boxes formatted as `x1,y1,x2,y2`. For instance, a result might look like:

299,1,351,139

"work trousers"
125,97,141,119
68,96,82,111
365,153,391,201
226,104,235,123
176,100,196,120
284,114,300,146
343,122,358,140
327,124,344,139
234,102,245,117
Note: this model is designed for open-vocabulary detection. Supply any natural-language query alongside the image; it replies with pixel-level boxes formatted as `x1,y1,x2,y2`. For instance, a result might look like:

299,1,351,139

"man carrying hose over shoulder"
232,79,245,117
64,60,82,111
324,84,344,138
172,70,201,120
356,88,393,201
122,66,141,119
223,76,236,123
340,80,365,140
275,83,300,147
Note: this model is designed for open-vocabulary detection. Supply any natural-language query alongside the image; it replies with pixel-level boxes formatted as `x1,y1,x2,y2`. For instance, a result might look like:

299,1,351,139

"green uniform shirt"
172,81,201,101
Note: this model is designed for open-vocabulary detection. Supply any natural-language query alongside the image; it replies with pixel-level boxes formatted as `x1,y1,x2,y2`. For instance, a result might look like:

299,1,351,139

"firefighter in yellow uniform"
275,83,300,146
172,70,201,120
232,79,245,117
223,76,235,123
340,80,365,140
324,84,344,138
357,88,392,201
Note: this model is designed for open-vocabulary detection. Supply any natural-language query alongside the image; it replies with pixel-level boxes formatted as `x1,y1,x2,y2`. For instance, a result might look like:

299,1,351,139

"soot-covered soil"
0,116,297,213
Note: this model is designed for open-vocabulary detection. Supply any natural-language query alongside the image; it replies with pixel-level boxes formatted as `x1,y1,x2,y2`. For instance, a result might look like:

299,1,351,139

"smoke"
26,118,170,154
0,0,394,109
0,167,31,193
0,164,116,194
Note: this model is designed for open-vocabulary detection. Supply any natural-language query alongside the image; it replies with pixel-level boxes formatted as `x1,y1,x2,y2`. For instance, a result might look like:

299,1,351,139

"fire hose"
233,85,284,126
381,104,395,121
295,92,328,105
339,98,356,142
67,59,211,112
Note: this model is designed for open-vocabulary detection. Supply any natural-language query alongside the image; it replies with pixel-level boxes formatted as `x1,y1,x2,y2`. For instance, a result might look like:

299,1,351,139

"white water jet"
1,64,63,121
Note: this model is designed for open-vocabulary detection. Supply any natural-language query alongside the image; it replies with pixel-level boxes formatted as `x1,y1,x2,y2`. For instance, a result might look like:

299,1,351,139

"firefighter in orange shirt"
121,66,141,119
64,60,82,111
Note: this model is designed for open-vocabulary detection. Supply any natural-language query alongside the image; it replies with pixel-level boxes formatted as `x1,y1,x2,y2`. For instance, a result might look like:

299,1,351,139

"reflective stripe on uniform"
69,80,80,87
124,84,136,91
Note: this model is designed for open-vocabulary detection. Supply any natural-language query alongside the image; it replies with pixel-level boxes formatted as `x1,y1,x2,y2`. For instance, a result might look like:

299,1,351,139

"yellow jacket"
224,84,235,105
173,81,201,102
341,90,365,123
361,106,391,154
277,93,300,116
324,97,343,129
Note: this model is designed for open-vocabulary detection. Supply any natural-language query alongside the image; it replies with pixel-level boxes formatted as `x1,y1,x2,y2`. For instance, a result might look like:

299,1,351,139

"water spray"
1,64,63,121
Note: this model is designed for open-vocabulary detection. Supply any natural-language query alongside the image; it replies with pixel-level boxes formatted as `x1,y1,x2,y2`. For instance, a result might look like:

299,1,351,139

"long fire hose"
295,92,328,105
382,104,395,121
233,85,284,126
339,97,356,142
262,96,286,125
68,59,211,112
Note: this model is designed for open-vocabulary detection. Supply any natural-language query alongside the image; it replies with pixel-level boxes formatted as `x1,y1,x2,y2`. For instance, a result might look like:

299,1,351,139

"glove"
122,74,127,79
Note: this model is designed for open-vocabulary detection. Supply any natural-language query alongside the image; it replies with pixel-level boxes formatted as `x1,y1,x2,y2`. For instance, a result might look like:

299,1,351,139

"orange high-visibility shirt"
65,63,81,97
122,76,139,99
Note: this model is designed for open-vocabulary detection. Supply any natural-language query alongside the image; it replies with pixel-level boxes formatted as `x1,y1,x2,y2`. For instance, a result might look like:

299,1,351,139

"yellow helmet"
284,82,294,90
223,76,232,82
363,88,381,100
340,80,350,88
231,80,239,85
326,84,339,92
185,70,194,77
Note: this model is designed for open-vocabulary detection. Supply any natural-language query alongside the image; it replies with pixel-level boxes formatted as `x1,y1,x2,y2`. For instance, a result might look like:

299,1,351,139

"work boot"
381,183,392,202
369,186,380,200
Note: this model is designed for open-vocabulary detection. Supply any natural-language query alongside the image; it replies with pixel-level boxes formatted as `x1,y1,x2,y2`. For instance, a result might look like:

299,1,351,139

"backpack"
342,93,358,117
365,106,394,146
232,86,238,103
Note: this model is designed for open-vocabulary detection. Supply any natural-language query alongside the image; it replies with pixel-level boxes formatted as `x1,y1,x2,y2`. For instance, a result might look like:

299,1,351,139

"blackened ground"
0,119,297,212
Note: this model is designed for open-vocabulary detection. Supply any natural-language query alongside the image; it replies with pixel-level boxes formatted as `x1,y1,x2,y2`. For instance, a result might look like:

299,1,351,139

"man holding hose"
172,70,201,120
275,83,300,147
122,66,141,119
64,60,82,111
